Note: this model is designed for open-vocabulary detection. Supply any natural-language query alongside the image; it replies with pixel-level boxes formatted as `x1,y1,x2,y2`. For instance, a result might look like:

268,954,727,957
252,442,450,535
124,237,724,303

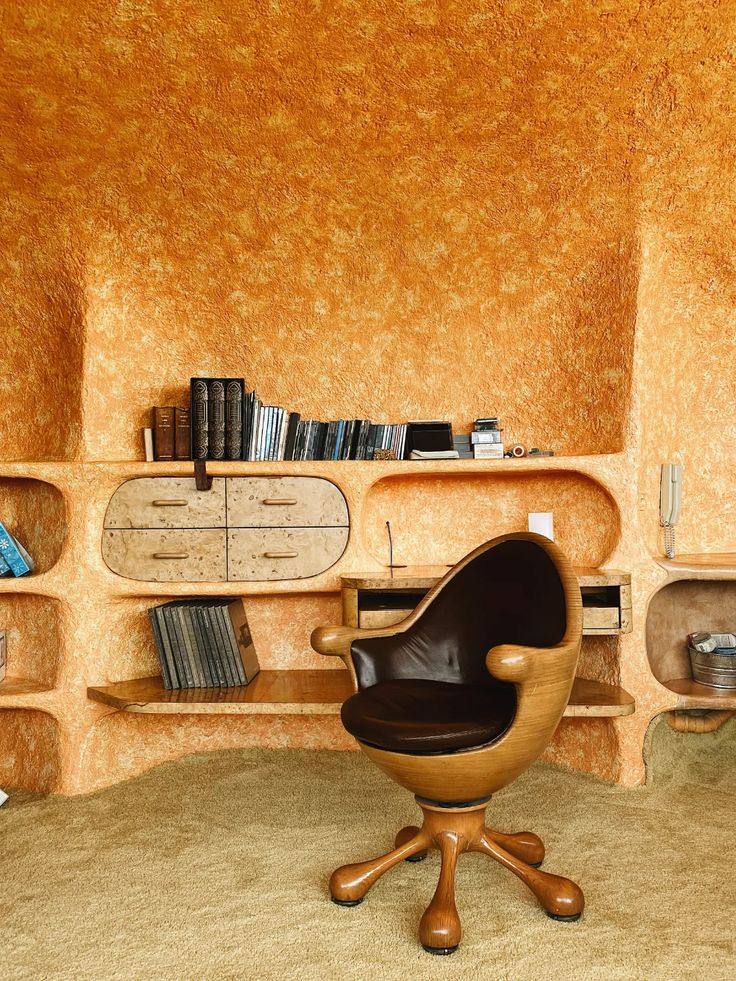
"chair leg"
484,828,545,867
475,833,584,920
418,832,463,955
395,825,429,862
330,827,431,905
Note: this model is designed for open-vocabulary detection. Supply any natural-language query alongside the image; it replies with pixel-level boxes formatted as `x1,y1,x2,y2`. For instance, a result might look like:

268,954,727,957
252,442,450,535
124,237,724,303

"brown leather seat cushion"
340,679,517,755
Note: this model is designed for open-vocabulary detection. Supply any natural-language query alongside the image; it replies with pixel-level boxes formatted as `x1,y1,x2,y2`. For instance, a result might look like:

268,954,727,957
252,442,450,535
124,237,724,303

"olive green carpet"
2,717,734,980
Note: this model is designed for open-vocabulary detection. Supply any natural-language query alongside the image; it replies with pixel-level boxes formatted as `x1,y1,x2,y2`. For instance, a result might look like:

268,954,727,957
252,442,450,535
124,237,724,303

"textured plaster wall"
1,0,736,793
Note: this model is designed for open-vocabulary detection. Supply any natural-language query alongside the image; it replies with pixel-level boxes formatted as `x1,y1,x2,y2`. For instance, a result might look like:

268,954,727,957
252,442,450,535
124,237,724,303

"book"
0,631,6,683
148,608,174,689
0,552,12,577
161,603,194,688
217,599,260,684
473,443,505,459
189,605,218,687
190,378,209,459
153,606,182,689
284,412,301,460
175,408,191,460
174,604,205,688
153,406,175,461
225,379,244,460
0,523,34,577
208,379,226,460
143,427,154,462
471,431,503,444
204,601,238,686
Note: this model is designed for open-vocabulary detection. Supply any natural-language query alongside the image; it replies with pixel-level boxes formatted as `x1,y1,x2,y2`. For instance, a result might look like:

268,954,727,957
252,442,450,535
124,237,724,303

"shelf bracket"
194,459,213,492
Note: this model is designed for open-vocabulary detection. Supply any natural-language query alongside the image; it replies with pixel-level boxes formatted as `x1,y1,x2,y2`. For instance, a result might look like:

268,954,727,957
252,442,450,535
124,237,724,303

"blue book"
0,522,34,577
0,551,12,577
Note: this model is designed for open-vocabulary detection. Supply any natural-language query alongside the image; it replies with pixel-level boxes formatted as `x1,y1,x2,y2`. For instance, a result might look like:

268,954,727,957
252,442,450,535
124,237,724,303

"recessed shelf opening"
0,477,67,574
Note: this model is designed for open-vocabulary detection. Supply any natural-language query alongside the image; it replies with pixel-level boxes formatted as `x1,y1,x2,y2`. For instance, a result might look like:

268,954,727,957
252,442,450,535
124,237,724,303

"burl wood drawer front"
104,477,227,529
227,527,349,581
226,477,348,528
103,530,227,581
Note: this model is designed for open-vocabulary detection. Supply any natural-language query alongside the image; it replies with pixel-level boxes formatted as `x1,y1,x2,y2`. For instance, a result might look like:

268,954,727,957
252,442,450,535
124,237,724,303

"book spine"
148,608,173,690
161,606,191,688
0,523,32,577
153,406,175,461
224,600,260,684
194,607,224,687
182,605,211,687
190,379,209,460
154,607,181,688
143,428,154,462
199,606,230,687
208,379,226,460
174,408,190,460
278,410,289,461
209,604,239,687
248,398,261,461
225,379,244,460
284,412,300,461
216,605,247,686
0,552,12,577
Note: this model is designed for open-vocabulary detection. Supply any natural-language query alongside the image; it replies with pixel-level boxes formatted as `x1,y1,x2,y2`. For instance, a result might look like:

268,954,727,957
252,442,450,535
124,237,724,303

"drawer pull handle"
262,498,298,506
153,552,190,560
152,500,189,507
264,550,299,559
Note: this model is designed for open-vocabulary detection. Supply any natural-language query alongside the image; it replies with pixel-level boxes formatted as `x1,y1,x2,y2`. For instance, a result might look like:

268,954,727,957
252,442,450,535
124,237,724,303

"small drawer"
227,527,349,581
103,529,227,581
226,477,348,527
104,477,226,529
583,607,620,631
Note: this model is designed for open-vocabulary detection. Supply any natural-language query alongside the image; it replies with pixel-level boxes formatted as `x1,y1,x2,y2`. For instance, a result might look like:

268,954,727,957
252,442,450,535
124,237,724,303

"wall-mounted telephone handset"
659,463,683,559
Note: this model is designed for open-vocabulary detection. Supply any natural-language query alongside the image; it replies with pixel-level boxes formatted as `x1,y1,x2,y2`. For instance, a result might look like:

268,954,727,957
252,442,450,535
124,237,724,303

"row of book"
148,598,260,690
0,521,34,577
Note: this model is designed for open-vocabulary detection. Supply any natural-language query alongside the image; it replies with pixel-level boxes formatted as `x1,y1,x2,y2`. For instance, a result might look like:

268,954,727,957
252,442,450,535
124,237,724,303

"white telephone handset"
659,464,683,559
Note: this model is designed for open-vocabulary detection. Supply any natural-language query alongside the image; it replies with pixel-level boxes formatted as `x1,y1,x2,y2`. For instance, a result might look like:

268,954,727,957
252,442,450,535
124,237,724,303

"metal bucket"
688,646,736,689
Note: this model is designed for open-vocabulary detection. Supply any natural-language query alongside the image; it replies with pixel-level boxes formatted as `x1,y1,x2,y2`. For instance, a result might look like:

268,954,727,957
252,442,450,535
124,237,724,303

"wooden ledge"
88,671,635,719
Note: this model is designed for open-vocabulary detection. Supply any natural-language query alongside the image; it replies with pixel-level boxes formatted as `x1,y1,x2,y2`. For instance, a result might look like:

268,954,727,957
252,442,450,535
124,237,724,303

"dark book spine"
194,607,225,686
208,379,226,460
284,412,301,461
177,606,206,688
190,379,209,460
225,379,244,460
153,406,175,461
207,603,238,687
175,407,190,460
148,608,173,690
162,606,192,688
215,604,247,686
153,607,180,688
224,599,260,684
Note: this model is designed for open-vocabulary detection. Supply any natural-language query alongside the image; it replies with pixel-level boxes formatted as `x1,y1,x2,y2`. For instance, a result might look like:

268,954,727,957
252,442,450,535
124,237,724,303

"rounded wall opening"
0,709,61,793
363,470,620,568
0,477,67,573
0,594,65,688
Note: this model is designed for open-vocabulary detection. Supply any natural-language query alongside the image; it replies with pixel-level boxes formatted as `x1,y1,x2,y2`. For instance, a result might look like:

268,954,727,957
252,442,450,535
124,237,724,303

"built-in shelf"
662,678,736,711
87,671,635,718
0,677,53,698
655,553,736,580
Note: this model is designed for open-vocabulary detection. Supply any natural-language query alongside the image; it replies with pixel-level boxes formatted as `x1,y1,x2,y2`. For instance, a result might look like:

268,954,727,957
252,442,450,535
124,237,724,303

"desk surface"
341,566,631,589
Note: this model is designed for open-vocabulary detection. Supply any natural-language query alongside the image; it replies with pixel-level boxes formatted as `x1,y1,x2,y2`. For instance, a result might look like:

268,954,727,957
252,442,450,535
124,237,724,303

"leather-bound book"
225,379,244,460
153,406,175,461
208,379,226,460
190,379,209,460
175,407,190,460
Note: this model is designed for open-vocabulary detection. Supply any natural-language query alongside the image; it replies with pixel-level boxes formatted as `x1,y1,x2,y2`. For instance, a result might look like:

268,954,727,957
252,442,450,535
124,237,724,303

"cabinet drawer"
103,530,227,581
104,477,226,529
226,477,348,527
227,527,349,581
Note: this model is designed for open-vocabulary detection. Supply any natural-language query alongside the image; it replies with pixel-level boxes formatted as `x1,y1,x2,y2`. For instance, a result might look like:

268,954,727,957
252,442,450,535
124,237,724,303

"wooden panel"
664,677,736,710
104,477,226,529
87,671,634,718
226,476,348,527
359,608,412,629
227,527,349,581
583,607,620,630
102,529,227,581
341,567,630,590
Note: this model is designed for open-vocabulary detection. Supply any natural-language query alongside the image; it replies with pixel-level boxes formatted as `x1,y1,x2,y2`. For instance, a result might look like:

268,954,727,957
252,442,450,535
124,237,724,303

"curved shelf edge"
87,671,635,719
0,677,55,699
662,677,736,711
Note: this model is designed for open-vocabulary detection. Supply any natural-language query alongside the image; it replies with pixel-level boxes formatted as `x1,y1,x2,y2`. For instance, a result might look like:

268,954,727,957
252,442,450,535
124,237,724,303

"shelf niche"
0,477,67,573
646,579,736,703
0,709,61,792
363,470,620,568
0,594,65,691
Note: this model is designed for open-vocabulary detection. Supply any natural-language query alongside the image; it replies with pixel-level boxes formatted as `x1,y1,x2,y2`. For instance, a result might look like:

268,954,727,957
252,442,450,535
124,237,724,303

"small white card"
528,512,554,541
0,788,8,807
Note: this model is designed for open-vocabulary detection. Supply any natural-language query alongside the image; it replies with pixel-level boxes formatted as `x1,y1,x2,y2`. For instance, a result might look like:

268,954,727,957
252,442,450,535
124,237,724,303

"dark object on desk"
404,421,453,459
311,533,584,953
475,417,500,431
152,406,175,461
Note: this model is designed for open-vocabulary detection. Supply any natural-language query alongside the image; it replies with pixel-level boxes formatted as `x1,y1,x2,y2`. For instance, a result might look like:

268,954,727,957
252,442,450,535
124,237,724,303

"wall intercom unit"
659,463,683,559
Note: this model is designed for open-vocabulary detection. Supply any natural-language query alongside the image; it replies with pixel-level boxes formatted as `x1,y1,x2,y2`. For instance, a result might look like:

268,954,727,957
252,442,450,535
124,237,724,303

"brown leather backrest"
350,539,567,689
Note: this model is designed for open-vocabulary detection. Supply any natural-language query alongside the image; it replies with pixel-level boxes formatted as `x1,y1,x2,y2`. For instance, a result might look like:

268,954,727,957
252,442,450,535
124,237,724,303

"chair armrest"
486,641,577,686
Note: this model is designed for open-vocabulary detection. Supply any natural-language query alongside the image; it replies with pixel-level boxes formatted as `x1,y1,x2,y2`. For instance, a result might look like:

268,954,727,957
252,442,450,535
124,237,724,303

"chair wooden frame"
311,532,584,953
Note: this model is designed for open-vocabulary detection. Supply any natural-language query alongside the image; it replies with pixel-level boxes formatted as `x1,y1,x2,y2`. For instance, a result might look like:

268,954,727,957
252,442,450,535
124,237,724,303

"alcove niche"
0,477,67,573
0,595,65,689
363,470,620,568
0,709,61,793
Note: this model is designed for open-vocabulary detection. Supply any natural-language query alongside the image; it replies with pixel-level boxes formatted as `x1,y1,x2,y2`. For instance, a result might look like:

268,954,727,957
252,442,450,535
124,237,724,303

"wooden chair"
311,532,584,954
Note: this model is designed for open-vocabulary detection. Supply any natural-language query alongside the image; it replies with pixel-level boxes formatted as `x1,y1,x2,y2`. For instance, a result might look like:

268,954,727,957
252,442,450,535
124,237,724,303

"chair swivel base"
329,798,584,953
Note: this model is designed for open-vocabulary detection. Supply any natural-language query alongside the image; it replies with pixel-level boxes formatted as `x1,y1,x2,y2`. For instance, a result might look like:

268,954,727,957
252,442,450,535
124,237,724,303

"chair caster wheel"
331,896,363,907
546,911,581,922
530,860,543,868
422,944,458,956
405,852,428,863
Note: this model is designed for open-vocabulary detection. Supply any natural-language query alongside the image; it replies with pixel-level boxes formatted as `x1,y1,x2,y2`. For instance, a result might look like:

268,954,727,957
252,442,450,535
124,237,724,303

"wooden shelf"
662,677,736,710
0,676,53,698
656,554,736,580
87,671,634,718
